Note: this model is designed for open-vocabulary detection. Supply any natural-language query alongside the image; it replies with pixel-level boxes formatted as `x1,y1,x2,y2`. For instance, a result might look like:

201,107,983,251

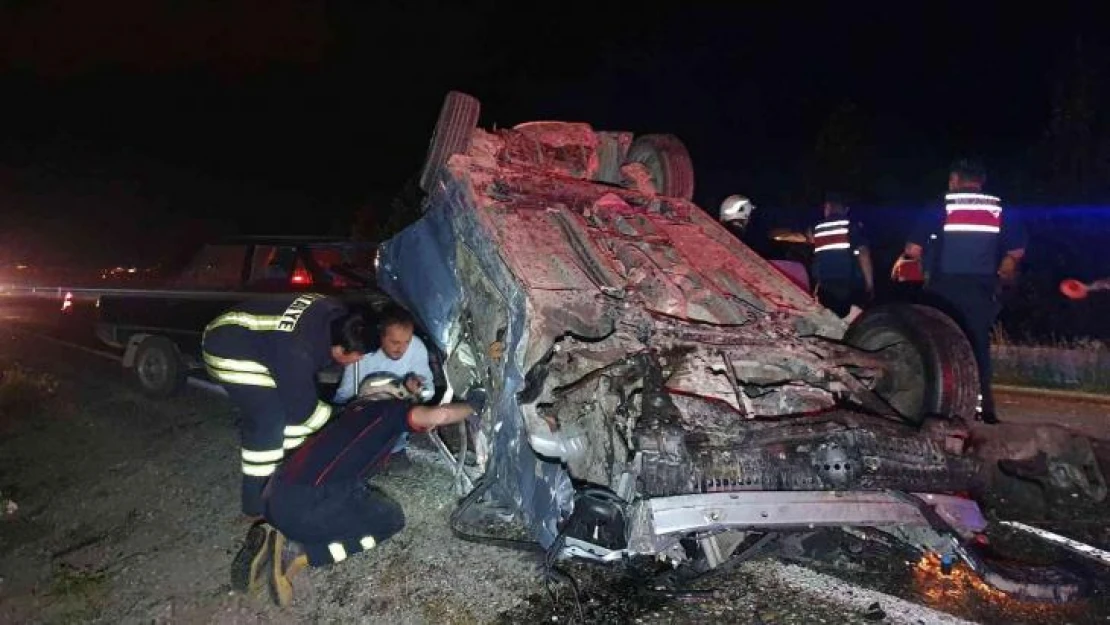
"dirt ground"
1,328,1108,625
0,331,539,625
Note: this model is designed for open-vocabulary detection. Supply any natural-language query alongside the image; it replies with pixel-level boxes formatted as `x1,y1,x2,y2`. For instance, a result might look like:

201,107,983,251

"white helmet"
719,195,756,224
357,372,411,401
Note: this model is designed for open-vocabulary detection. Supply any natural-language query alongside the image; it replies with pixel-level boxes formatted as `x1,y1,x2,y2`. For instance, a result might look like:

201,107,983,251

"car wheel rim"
138,350,169,389
859,329,926,419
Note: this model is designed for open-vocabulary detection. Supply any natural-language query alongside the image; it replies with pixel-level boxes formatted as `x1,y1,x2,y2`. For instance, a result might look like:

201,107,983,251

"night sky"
0,1,1105,270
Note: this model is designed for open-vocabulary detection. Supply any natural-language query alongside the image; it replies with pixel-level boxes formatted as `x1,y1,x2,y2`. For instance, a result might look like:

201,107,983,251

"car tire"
593,132,627,185
418,91,481,193
130,336,186,398
624,134,696,200
843,304,979,425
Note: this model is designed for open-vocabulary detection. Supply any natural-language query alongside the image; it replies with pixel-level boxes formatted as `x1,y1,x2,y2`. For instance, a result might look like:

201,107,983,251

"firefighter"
202,293,373,592
808,193,874,318
719,194,757,238
236,378,486,607
900,158,1027,424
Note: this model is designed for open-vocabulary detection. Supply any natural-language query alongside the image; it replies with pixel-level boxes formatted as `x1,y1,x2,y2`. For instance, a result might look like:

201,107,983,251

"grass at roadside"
991,328,1110,394
0,359,60,421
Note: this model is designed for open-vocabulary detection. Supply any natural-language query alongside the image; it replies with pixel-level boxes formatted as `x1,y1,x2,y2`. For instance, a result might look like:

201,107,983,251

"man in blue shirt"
808,193,874,318
901,159,1027,424
332,304,435,469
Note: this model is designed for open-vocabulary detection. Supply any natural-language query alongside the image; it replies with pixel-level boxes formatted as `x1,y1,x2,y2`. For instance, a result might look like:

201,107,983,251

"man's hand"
997,253,1020,286
463,387,488,417
891,254,923,283
403,373,424,395
488,340,504,361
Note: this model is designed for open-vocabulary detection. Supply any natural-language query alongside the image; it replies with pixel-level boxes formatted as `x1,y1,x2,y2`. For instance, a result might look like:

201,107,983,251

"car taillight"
291,268,313,285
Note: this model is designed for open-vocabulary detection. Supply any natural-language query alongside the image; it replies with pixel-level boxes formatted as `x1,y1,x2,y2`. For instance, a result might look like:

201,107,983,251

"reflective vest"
812,219,858,284
813,219,851,253
938,192,1002,276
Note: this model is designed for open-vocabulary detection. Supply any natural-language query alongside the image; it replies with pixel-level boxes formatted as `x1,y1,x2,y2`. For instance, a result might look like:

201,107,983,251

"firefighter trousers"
265,479,406,566
203,332,332,516
926,275,1001,415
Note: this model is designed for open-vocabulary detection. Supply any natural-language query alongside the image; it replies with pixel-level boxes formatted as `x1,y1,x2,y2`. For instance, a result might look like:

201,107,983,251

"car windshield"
305,243,377,288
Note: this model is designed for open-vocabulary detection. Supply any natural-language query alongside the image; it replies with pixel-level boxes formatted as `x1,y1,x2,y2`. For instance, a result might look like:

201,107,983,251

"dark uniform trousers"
201,294,340,516
926,274,1000,415
264,399,415,566
816,282,866,318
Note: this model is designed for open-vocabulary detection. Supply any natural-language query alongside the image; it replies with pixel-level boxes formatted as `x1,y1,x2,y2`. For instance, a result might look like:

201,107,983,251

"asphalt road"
2,297,1109,624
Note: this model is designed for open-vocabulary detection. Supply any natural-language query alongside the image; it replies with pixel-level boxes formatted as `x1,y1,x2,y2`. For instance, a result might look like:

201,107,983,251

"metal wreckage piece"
377,93,1106,603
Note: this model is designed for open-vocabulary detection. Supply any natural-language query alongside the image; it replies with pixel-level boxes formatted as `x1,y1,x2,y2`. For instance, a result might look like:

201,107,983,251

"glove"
402,372,424,396
463,386,488,418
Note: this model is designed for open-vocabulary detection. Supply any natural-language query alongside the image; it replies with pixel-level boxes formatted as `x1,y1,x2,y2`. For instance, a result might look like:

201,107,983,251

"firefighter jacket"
201,293,345,513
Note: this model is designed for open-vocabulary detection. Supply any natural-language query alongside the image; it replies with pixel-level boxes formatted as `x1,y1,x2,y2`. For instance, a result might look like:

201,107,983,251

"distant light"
15,264,27,270
127,267,137,274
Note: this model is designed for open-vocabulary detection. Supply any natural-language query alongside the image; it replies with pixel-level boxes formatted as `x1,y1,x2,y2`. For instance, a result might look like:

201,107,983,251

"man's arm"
408,403,476,431
407,337,436,401
852,223,874,294
857,246,875,294
997,214,1028,284
903,210,936,260
333,359,358,404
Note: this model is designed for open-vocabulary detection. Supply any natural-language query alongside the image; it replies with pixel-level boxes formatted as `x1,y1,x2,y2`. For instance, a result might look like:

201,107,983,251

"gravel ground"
1,325,1108,625
0,331,540,624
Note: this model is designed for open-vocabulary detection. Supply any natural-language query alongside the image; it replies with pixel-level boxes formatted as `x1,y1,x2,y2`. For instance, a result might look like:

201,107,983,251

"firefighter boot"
269,530,309,608
231,521,274,595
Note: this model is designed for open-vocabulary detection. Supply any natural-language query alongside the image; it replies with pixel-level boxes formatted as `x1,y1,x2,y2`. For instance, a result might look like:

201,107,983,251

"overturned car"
375,92,1102,598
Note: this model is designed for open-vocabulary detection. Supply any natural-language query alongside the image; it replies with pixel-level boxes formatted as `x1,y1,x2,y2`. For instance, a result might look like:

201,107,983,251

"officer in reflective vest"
807,193,874,318
902,159,1027,424
201,293,372,523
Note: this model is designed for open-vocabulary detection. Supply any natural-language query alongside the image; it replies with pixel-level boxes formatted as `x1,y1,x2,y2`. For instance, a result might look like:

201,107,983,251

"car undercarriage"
375,91,1107,603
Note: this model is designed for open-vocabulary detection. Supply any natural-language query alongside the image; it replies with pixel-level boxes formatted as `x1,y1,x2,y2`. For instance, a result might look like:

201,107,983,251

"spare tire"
418,91,481,193
625,134,695,200
844,304,979,424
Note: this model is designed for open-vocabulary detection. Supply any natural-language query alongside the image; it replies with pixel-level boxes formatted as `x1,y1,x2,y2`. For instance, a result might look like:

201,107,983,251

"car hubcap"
138,349,169,388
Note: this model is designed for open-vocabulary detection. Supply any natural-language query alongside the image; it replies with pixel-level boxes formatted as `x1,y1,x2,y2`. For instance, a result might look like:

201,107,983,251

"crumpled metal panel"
376,181,464,354
376,124,854,550
456,152,841,335
378,167,573,549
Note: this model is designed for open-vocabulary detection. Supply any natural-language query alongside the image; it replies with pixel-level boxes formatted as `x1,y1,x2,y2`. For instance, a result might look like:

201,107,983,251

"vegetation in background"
0,361,59,422
992,327,1110,393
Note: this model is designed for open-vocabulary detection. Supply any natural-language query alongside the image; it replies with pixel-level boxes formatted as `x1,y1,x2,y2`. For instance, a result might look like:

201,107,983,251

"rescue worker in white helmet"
899,158,1027,425
806,192,874,318
719,194,757,238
